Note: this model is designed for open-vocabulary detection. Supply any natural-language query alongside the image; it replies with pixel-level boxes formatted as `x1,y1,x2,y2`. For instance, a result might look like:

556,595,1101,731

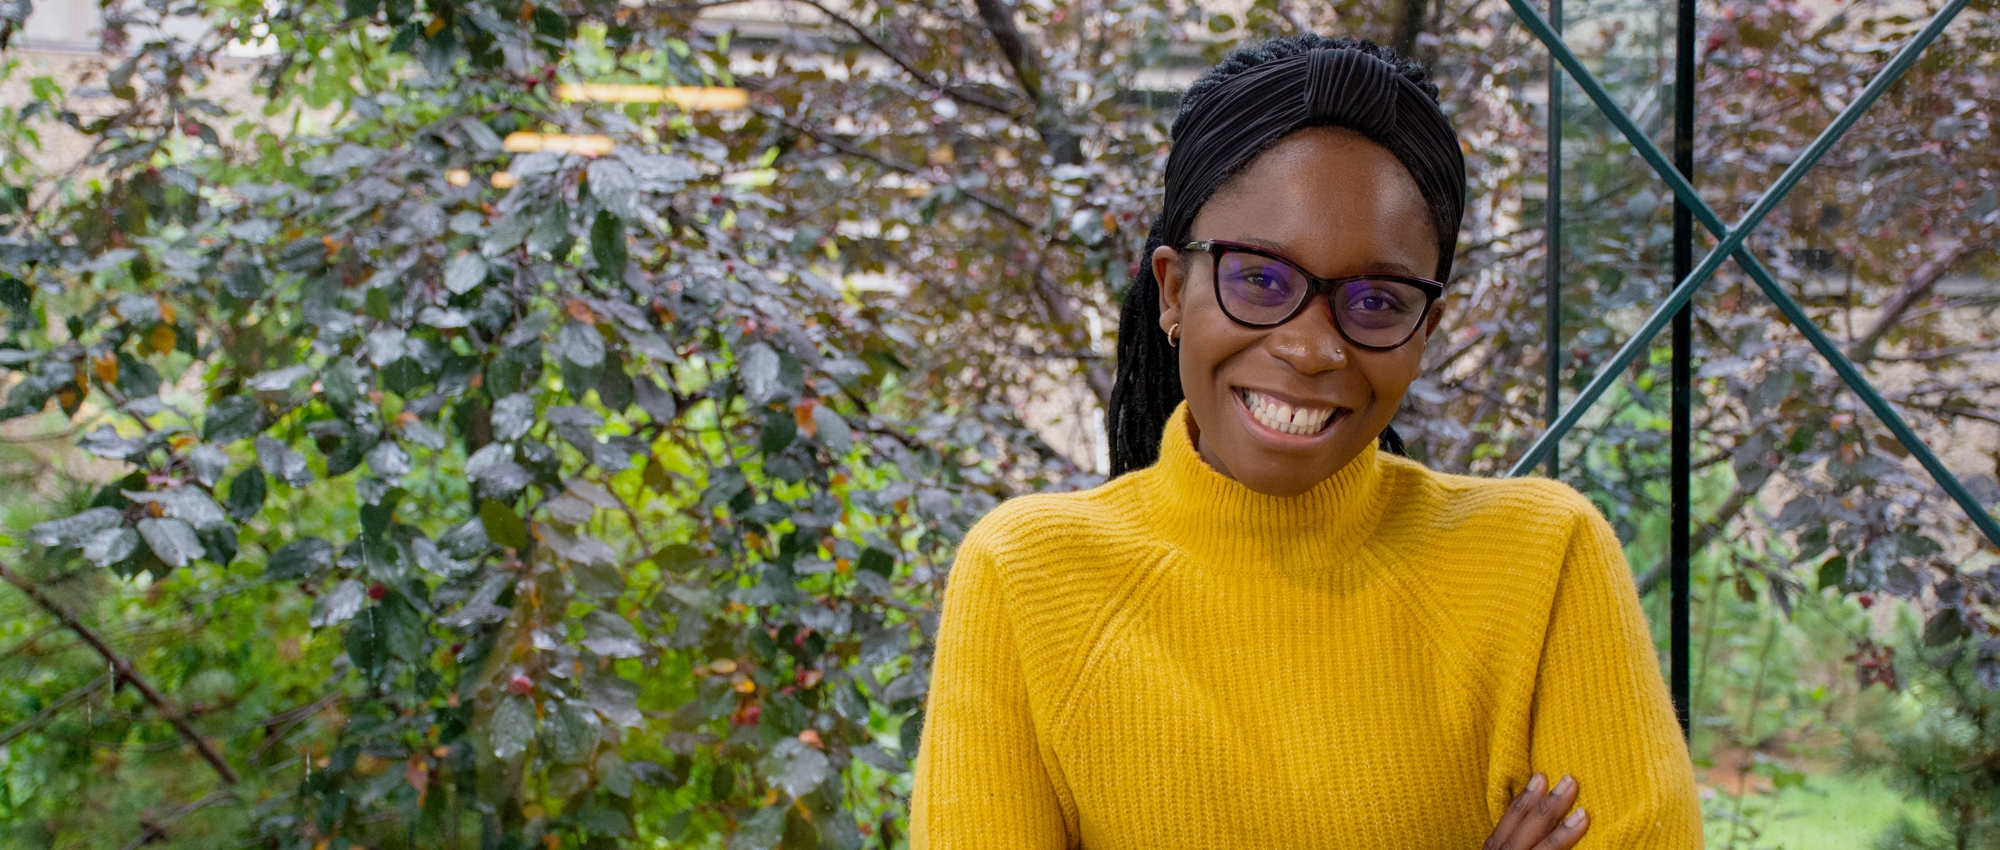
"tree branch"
783,0,1019,115
1849,242,1972,362
1868,339,2000,362
1636,470,1764,596
1033,266,1113,407
1389,0,1430,58
972,0,1081,164
0,562,240,785
773,111,1040,233
0,672,110,747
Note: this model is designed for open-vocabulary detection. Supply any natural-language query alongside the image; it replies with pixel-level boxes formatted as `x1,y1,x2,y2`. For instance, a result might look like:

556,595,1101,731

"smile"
1236,388,1345,436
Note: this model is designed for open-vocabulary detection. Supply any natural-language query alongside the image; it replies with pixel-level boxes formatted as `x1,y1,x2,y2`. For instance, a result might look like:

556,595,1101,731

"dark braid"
1107,35,1453,475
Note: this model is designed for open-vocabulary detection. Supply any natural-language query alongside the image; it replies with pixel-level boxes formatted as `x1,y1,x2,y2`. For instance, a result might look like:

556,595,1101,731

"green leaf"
346,607,386,679
479,498,529,550
859,547,894,577
544,698,601,764
202,396,264,443
114,352,160,398
812,406,852,454
899,709,925,756
589,211,626,280
265,537,335,580
1817,554,1848,592
321,359,364,415
761,407,796,455
532,6,569,40
225,467,267,521
344,0,381,18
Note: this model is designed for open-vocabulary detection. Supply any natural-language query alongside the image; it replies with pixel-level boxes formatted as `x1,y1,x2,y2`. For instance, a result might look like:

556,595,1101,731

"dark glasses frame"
1182,239,1446,351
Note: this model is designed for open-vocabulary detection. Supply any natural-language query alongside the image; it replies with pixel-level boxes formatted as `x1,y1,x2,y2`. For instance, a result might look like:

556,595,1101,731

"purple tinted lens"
1216,252,1307,324
1332,278,1429,346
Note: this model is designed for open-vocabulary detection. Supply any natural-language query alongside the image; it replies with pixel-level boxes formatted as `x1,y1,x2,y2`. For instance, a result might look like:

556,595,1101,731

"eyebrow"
1216,234,1428,279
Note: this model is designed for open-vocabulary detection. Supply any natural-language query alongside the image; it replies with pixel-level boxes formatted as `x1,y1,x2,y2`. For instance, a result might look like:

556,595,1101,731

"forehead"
1189,127,1437,279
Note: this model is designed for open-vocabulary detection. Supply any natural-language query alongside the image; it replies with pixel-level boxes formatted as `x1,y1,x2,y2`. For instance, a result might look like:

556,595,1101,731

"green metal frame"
1502,0,2000,550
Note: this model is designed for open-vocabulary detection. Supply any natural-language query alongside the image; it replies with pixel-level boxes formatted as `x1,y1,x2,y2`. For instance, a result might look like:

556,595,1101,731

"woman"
911,36,1701,848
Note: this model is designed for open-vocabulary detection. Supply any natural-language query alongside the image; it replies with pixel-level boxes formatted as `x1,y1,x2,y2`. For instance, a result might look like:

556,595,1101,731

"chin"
1230,451,1346,496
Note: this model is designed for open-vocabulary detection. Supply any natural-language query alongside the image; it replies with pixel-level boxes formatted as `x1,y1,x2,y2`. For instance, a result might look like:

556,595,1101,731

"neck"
1141,402,1388,571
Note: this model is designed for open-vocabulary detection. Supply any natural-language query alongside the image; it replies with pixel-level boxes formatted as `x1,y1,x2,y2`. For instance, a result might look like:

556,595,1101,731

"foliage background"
0,0,1995,847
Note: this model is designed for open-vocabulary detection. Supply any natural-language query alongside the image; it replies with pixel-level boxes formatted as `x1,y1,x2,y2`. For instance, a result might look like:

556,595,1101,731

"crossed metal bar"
1501,0,2000,550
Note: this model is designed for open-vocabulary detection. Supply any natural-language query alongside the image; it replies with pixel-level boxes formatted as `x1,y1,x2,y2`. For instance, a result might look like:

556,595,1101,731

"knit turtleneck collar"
1138,401,1389,569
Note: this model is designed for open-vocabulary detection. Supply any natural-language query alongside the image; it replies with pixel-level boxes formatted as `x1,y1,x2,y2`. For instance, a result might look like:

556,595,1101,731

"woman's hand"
1483,773,1589,850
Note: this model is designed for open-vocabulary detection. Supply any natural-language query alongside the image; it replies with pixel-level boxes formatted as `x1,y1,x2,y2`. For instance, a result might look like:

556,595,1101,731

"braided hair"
1105,35,1465,475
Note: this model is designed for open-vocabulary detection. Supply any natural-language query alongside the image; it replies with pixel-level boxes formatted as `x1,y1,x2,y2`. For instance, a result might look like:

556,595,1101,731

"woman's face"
1154,127,1444,497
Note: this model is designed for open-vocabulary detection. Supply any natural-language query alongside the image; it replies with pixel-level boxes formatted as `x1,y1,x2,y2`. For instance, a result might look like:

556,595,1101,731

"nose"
1264,294,1348,375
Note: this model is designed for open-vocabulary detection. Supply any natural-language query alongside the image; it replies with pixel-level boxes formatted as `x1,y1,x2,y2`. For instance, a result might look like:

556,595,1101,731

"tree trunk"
1390,0,1428,58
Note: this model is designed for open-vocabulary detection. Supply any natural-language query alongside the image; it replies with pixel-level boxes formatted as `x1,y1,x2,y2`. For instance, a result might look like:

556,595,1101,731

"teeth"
1240,390,1338,436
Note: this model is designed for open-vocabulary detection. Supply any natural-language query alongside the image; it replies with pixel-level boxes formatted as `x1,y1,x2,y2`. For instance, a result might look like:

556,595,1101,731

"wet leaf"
444,251,487,294
554,320,605,368
544,698,601,764
31,507,124,548
584,674,643,727
581,608,643,658
586,159,637,220
479,499,529,550
265,537,335,580
739,343,780,404
254,434,312,486
311,579,367,627
765,737,832,799
491,392,534,442
203,396,264,443
365,441,410,477
136,517,202,568
81,527,139,567
188,443,228,487
595,750,635,797
224,468,267,521
491,695,536,761
122,488,227,530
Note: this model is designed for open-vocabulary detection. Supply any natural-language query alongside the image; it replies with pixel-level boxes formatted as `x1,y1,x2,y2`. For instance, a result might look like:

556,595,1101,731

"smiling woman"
910,35,1702,850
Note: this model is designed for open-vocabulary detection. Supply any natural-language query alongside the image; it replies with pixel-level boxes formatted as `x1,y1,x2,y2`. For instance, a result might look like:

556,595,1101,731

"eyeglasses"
1182,240,1445,351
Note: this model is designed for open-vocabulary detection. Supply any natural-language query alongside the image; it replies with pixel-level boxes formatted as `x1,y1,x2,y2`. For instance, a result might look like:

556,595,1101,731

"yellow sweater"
911,403,1701,848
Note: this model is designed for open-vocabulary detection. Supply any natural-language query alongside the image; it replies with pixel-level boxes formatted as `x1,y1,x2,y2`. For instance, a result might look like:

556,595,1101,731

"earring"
1167,323,1181,347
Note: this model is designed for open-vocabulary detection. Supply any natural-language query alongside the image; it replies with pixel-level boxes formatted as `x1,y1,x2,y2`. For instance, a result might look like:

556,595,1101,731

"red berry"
1857,593,1875,609
507,674,535,695
368,583,388,601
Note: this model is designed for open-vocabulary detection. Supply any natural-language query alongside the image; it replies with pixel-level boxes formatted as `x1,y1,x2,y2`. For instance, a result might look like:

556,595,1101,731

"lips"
1236,388,1343,436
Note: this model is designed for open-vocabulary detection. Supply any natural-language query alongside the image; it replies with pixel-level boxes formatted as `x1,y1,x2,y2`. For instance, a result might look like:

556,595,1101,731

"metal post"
1670,0,1694,740
1544,0,1563,481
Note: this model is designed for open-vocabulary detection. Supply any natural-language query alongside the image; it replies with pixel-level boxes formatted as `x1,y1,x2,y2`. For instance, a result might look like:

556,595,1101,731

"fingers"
1484,772,1548,850
1530,806,1589,850
1485,773,1586,850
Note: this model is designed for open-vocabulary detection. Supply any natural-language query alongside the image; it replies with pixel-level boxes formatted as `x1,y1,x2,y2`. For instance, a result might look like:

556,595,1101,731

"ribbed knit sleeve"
910,523,1069,850
1529,501,1703,848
